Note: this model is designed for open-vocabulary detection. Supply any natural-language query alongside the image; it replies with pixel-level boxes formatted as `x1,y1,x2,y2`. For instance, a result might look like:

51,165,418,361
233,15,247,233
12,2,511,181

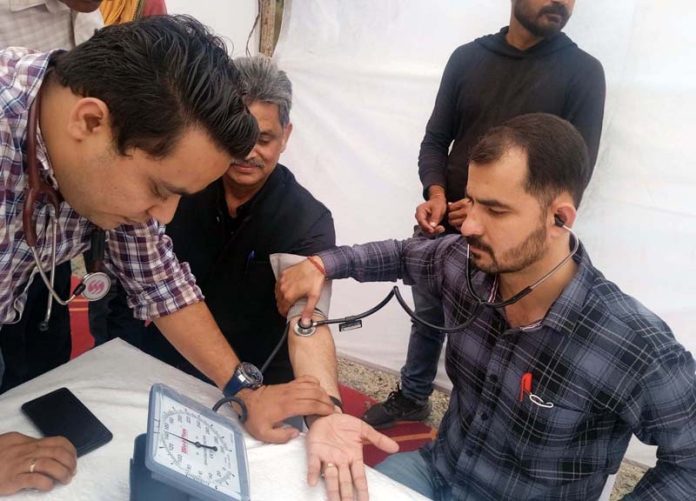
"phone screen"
21,387,113,456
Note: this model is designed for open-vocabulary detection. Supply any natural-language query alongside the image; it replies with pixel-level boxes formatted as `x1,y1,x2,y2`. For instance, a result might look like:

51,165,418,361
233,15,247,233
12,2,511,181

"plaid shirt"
0,48,203,325
320,236,696,500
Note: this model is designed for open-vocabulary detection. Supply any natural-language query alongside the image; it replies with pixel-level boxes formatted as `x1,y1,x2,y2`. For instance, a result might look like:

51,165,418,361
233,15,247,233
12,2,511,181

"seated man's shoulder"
275,164,331,211
583,272,682,362
265,164,334,227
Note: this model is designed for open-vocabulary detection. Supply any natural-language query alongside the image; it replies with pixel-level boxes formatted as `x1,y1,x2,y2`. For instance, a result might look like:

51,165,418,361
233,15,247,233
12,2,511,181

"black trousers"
0,262,72,393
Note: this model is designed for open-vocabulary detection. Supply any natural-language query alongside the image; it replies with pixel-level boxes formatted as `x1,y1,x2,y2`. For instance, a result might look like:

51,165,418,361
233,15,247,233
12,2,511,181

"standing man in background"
365,0,606,428
0,0,102,51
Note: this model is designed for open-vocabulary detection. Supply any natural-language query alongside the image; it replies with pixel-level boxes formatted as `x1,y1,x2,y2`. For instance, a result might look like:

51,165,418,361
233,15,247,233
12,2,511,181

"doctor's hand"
415,187,447,235
306,414,399,501
0,432,77,495
275,257,326,322
447,197,471,230
239,375,335,444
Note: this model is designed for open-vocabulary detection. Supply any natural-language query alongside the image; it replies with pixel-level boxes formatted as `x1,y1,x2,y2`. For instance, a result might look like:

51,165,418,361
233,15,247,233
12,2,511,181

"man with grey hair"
106,55,399,499
139,54,337,389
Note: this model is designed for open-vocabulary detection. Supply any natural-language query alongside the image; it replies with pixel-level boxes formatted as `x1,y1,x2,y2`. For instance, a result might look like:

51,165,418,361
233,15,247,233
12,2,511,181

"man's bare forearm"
153,302,239,388
287,318,340,400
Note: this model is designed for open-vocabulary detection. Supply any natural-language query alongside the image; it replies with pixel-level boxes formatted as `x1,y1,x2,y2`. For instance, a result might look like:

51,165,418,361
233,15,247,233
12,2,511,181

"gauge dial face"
152,392,241,498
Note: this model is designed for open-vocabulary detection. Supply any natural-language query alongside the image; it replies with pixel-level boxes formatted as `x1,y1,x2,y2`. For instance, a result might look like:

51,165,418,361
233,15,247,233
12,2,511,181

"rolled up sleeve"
104,220,204,320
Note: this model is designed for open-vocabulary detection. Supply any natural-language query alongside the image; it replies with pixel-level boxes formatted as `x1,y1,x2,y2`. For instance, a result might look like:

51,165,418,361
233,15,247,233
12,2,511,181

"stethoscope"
292,218,579,337
22,89,112,331
216,222,579,419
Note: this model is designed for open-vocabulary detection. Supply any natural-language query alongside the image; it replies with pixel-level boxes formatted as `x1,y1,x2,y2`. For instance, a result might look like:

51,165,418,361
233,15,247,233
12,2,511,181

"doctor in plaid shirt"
0,15,370,496
277,114,696,500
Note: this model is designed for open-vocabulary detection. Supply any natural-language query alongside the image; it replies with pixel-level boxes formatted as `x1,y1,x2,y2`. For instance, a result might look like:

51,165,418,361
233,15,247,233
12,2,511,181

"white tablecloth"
0,339,428,500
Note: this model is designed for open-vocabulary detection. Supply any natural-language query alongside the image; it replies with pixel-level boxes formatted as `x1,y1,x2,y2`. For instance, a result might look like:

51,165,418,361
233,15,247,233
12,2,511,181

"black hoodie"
418,27,605,204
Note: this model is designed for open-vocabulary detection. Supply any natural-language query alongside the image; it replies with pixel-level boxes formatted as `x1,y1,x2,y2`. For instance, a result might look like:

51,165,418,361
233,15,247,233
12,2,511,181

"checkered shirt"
0,0,102,51
320,235,696,500
0,48,203,325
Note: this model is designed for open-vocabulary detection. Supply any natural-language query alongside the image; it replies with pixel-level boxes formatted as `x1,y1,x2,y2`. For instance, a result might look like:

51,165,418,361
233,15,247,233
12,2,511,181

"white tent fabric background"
272,0,696,466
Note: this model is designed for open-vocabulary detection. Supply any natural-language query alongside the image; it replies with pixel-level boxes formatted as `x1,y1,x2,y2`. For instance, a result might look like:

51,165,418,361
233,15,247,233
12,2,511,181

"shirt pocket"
506,397,608,484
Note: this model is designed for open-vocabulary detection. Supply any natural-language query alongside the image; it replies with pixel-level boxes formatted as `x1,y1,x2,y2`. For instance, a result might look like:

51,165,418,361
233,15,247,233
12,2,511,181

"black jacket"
142,164,335,384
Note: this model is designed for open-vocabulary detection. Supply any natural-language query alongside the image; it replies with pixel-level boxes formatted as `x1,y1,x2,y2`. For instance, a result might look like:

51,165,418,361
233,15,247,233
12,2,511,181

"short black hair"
469,113,591,207
51,15,258,159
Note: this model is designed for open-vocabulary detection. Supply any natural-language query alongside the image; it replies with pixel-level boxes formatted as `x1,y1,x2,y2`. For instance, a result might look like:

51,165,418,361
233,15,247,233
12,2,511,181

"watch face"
239,362,263,387
151,392,243,498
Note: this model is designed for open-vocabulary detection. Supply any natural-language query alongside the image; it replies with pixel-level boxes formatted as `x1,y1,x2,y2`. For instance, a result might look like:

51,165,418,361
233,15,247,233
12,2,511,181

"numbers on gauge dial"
153,394,241,497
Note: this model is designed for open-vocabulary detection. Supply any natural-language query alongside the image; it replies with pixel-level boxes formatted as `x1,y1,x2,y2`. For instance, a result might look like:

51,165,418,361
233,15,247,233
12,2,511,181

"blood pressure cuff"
269,253,331,320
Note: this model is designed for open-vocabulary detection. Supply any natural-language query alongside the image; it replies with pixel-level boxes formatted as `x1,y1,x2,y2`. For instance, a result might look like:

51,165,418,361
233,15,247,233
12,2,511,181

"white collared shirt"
0,0,103,51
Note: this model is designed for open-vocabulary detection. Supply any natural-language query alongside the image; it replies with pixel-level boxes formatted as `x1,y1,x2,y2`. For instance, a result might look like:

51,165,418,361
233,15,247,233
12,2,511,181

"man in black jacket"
104,55,398,499
103,56,336,385
365,0,607,428
139,62,336,386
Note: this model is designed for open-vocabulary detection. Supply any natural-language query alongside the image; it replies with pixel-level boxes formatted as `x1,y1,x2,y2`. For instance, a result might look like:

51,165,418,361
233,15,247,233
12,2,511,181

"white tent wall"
272,0,696,467
166,0,259,56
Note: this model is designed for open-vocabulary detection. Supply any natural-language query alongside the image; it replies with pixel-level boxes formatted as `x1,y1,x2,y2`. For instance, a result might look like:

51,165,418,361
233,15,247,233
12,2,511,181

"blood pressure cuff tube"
269,253,332,320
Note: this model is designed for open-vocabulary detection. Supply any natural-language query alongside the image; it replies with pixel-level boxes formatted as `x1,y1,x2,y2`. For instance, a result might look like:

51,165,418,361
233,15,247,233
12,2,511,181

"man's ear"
550,200,577,230
280,122,293,153
66,97,110,141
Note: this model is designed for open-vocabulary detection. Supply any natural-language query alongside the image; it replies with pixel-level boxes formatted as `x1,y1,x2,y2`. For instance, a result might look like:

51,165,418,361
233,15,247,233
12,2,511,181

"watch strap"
222,376,242,398
329,395,343,412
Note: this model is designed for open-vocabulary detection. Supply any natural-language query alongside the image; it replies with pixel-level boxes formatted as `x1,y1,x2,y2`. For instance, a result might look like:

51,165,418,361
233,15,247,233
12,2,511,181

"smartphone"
21,387,113,457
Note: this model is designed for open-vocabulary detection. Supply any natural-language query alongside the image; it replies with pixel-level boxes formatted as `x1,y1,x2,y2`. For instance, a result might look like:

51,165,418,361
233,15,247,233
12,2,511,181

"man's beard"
467,222,547,275
514,1,570,38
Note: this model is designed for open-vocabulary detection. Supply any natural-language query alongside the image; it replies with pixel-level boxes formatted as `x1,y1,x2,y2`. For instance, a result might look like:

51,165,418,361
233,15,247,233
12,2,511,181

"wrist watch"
223,362,264,397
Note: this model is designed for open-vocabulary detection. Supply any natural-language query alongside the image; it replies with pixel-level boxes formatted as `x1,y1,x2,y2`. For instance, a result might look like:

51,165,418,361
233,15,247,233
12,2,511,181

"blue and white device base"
138,383,250,501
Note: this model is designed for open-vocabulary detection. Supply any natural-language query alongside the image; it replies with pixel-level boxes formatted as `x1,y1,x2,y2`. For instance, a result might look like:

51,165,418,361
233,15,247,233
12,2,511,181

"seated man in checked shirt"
276,113,696,500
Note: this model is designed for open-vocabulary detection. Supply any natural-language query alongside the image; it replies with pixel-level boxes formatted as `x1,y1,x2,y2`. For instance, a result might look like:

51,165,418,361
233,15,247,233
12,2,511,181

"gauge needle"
167,431,218,451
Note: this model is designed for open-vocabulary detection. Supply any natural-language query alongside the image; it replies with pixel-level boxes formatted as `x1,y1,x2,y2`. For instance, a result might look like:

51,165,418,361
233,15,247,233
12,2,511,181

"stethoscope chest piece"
80,272,112,301
293,320,317,337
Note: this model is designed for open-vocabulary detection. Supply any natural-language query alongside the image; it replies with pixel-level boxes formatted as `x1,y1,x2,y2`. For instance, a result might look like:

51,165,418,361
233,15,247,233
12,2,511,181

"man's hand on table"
306,414,399,501
238,375,335,443
0,432,77,495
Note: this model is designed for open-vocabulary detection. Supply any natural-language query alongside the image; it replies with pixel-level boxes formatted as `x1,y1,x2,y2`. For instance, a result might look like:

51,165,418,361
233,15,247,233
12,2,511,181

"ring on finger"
321,462,337,477
29,458,38,474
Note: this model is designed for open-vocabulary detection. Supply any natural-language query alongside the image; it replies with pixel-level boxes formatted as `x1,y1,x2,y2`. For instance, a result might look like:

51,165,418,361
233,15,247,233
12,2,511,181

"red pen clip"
519,372,533,402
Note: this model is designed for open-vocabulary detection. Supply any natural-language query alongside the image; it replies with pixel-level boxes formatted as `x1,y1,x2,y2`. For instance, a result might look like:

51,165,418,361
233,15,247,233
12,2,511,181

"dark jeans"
376,450,451,500
0,262,72,393
399,282,446,402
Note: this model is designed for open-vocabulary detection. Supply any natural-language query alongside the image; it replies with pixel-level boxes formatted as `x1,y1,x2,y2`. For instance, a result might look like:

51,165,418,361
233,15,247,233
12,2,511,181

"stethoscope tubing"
464,227,580,309
294,228,579,339
23,88,107,330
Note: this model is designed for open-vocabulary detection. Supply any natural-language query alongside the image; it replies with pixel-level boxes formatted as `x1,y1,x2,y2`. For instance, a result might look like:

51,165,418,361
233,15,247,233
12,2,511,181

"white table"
0,339,428,500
